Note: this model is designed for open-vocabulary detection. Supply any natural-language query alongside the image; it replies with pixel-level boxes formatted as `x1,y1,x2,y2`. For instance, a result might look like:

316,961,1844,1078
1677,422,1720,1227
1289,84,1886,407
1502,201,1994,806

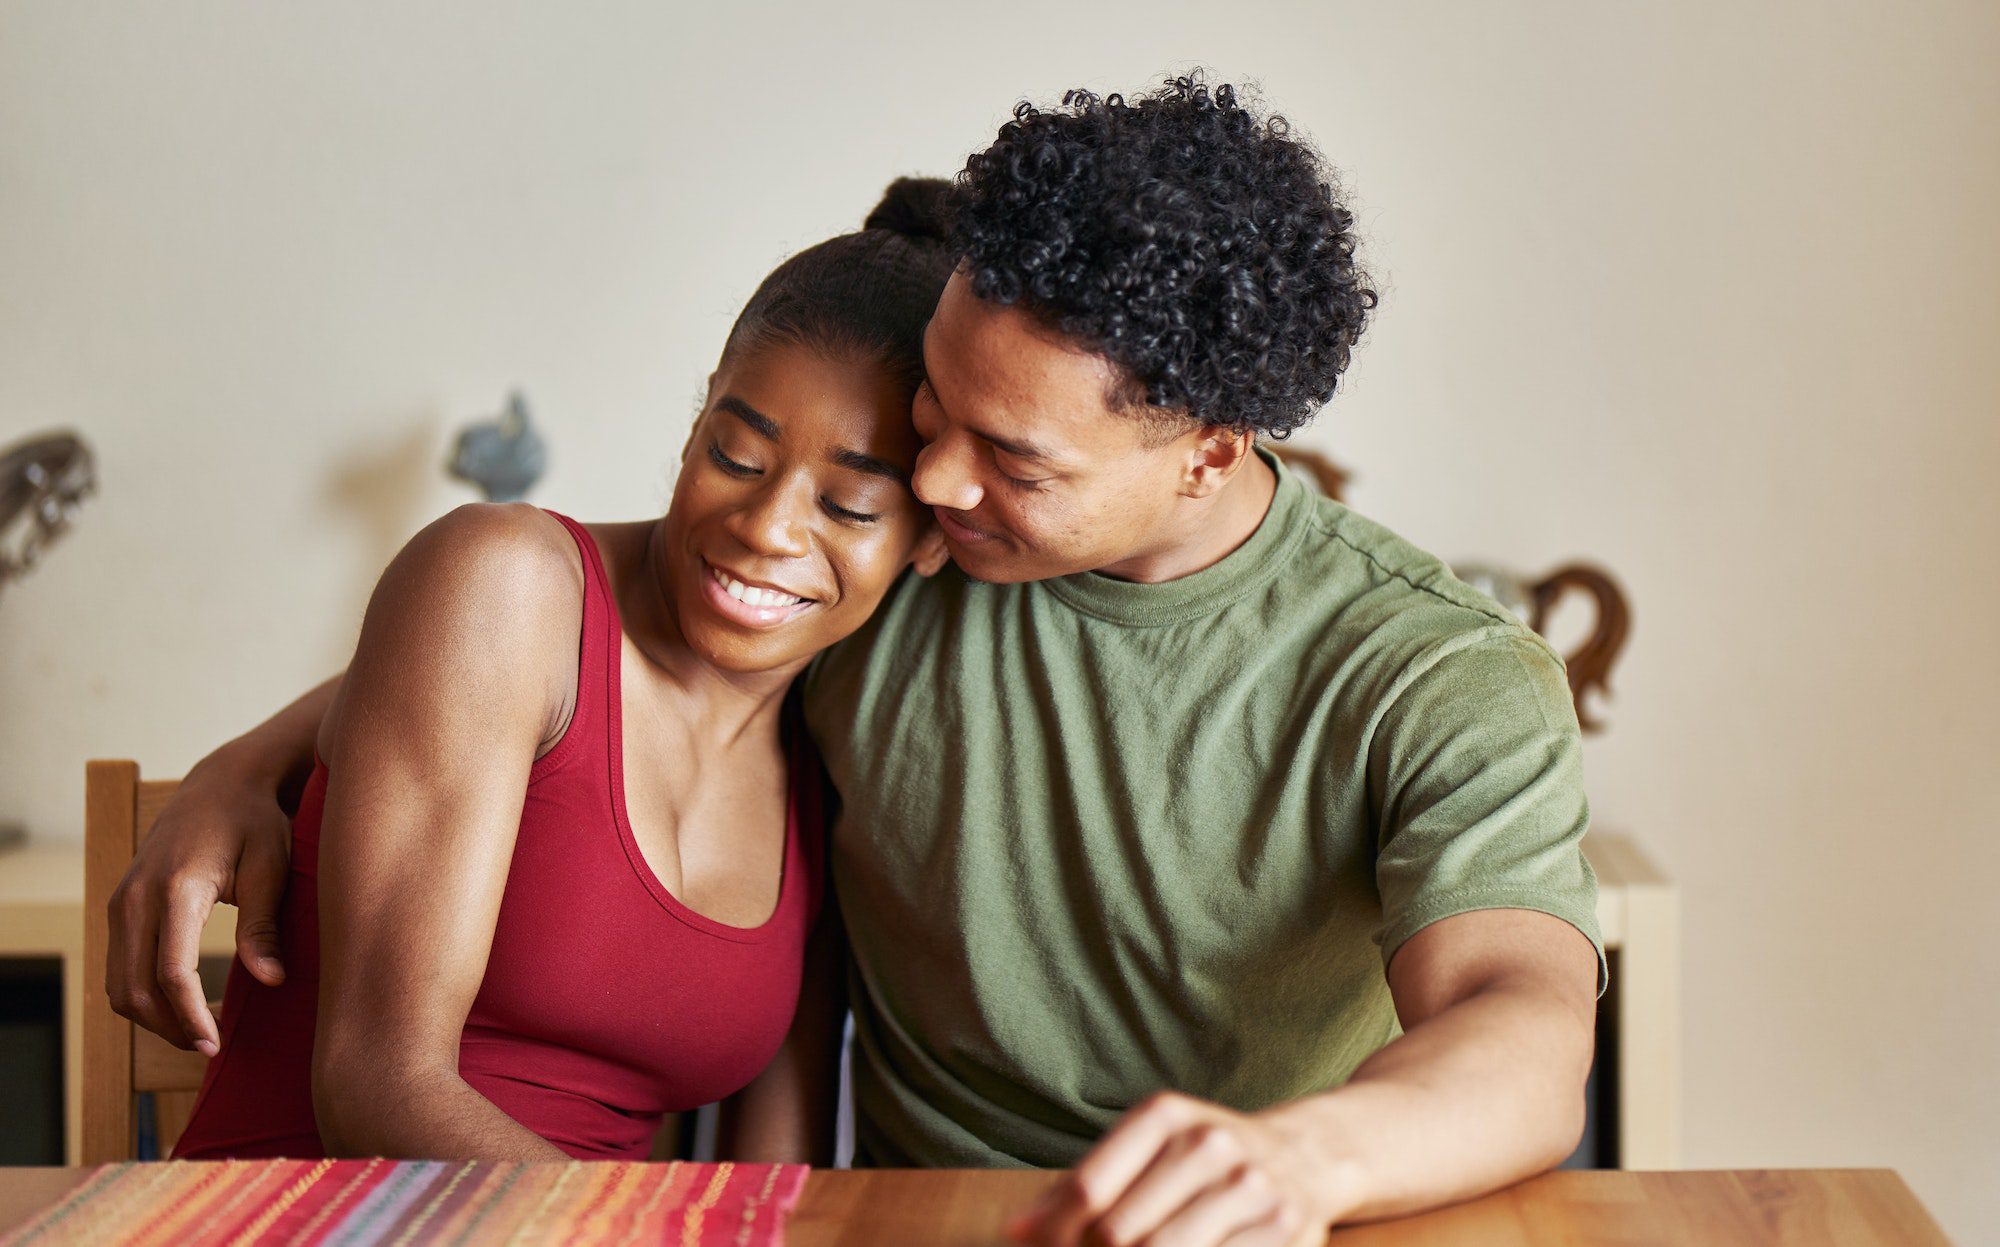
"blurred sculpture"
0,430,95,601
1271,444,1350,502
449,390,547,502
1454,562,1630,733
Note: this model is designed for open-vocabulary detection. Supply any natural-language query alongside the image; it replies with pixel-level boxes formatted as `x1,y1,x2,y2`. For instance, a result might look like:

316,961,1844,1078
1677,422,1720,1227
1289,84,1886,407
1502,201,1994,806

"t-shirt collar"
1040,447,1313,627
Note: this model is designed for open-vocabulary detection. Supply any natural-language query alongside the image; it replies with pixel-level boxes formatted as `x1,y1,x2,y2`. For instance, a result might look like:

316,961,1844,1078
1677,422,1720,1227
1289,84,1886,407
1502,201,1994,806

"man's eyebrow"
979,430,1059,464
831,447,910,486
716,395,779,440
921,363,1060,465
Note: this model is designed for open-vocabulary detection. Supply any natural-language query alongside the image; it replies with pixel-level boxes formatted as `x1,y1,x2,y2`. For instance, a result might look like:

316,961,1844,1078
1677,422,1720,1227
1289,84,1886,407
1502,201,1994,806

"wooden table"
0,1167,1946,1245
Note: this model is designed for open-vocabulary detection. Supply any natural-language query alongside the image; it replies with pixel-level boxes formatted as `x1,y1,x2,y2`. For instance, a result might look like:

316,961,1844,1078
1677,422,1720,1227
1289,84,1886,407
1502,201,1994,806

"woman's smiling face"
662,340,937,675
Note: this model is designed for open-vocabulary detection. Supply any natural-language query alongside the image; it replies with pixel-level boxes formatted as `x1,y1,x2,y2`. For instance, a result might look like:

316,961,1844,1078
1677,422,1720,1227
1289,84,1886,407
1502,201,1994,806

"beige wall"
3,1,1995,1236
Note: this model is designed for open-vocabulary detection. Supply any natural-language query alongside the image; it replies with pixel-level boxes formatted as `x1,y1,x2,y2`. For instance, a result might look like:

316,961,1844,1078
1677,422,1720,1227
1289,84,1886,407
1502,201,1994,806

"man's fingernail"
196,1039,218,1058
1005,1200,1050,1239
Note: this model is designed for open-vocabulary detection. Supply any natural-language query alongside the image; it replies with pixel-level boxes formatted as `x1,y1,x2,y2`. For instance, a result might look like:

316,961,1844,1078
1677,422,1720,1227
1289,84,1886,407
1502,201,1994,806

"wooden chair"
81,760,212,1162
75,760,697,1165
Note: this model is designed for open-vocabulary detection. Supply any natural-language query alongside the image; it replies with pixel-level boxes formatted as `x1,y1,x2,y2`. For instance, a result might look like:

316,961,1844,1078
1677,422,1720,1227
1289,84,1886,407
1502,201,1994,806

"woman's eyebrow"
832,447,910,486
717,395,779,440
719,394,908,485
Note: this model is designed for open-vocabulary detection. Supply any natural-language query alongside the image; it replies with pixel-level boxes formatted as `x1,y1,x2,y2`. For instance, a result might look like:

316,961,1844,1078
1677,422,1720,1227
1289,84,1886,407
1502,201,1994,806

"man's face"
911,271,1201,583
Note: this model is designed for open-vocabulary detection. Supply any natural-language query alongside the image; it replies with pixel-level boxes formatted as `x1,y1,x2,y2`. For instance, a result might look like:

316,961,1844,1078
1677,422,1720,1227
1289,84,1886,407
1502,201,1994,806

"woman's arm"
309,503,579,1160
107,674,344,1053
714,900,848,1165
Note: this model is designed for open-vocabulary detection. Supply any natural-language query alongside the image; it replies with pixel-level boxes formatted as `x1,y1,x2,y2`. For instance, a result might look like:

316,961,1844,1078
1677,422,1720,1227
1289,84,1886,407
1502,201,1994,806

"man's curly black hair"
948,72,1376,439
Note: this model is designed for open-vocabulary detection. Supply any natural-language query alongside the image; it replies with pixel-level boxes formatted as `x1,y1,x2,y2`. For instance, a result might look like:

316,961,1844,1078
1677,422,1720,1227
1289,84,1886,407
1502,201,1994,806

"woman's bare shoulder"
402,503,586,604
318,505,590,759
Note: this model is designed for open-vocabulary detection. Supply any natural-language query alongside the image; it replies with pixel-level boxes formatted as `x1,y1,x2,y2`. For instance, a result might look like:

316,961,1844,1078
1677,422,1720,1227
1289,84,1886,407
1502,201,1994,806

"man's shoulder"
1292,491,1507,623
1280,489,1554,664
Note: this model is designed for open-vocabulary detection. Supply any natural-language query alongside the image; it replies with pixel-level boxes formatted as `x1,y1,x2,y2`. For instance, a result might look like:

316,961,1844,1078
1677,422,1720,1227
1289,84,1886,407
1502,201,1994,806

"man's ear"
910,525,951,577
1182,426,1257,498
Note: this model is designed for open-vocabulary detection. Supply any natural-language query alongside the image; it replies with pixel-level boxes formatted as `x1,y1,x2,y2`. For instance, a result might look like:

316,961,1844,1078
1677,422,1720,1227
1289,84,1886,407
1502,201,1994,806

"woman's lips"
700,559,817,628
934,507,996,545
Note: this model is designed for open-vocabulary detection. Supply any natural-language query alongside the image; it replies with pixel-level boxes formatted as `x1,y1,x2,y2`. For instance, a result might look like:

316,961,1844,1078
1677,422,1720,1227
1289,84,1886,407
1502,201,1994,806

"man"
109,75,1601,1246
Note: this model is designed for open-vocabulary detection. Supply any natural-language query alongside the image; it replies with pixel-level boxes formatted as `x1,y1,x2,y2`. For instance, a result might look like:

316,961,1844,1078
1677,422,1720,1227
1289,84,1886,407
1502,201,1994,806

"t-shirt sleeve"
1368,627,1607,994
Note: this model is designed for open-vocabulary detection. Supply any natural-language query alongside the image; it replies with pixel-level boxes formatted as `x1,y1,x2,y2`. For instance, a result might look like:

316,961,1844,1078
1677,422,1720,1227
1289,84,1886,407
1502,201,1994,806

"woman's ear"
910,525,950,577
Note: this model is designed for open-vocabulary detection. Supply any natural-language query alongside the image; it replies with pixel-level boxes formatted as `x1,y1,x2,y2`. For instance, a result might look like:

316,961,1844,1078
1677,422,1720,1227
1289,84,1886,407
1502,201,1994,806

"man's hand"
1007,1092,1354,1247
1007,909,1598,1246
104,763,294,1055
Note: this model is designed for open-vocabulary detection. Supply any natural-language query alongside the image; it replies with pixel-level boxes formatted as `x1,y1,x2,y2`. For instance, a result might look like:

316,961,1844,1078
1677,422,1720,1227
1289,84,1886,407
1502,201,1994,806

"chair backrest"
82,760,212,1163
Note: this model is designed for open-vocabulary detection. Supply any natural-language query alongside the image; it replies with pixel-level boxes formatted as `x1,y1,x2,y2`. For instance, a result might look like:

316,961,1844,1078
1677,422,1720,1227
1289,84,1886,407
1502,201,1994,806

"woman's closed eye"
713,443,881,522
709,443,759,477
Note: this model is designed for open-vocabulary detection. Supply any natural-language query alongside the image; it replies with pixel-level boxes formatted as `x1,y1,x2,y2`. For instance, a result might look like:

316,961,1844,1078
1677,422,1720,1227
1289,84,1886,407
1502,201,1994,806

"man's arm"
1010,908,1597,1246
106,673,345,1055
1015,630,1602,1246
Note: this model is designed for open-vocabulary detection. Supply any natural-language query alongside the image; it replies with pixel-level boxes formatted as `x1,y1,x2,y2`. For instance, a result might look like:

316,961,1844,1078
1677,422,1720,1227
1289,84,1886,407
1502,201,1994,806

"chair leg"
83,760,139,1164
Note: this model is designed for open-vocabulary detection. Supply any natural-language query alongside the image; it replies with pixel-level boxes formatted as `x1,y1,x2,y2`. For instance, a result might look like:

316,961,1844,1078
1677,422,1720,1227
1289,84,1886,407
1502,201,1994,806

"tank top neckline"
549,511,801,945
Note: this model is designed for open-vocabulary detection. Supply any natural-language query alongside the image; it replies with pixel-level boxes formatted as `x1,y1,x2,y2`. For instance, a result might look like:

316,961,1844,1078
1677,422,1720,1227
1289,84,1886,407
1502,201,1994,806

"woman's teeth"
714,567,808,608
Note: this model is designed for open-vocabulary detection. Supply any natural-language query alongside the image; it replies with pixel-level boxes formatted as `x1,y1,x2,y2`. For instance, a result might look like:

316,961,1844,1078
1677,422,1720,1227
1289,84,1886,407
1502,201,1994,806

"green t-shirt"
803,450,1604,1168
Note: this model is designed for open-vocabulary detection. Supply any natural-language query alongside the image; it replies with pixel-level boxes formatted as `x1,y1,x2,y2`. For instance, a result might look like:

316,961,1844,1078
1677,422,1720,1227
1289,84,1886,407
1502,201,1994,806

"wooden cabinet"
0,846,235,1164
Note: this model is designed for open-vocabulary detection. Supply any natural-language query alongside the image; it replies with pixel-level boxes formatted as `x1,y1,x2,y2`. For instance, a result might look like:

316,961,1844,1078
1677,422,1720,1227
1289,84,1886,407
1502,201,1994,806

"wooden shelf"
1583,830,1681,1168
0,843,236,1165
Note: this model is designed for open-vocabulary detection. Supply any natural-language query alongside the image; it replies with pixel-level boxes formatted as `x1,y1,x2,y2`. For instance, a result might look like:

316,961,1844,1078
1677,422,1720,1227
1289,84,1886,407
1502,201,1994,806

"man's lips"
934,507,996,544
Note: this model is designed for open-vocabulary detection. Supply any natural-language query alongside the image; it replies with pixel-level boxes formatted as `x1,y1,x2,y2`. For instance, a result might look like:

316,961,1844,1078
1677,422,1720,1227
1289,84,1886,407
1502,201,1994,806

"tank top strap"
532,510,622,779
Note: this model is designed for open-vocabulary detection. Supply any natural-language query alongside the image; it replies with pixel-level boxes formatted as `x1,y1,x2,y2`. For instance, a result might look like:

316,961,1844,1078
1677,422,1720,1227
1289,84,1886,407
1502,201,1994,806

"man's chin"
944,541,1076,586
944,539,1032,585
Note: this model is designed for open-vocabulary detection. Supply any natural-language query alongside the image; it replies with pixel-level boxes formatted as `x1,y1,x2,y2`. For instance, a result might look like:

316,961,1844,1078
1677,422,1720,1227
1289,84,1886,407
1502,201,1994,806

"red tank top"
174,513,825,1160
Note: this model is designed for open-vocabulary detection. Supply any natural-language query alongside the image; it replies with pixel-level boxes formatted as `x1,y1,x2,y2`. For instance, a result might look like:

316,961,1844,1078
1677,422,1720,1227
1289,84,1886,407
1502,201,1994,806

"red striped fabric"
0,1160,808,1246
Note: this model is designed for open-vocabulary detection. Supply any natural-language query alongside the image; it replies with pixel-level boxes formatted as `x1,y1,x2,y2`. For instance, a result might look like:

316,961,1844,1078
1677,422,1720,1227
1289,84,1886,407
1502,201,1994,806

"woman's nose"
728,478,813,559
912,435,983,512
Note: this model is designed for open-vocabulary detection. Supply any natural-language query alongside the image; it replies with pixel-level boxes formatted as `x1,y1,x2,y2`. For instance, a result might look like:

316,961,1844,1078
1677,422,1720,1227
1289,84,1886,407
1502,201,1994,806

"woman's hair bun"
863,176,953,242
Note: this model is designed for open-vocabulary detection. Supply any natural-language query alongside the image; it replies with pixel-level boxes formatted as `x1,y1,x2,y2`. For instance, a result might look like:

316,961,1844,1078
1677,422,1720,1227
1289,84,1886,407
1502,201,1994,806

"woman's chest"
618,705,792,929
468,779,810,1107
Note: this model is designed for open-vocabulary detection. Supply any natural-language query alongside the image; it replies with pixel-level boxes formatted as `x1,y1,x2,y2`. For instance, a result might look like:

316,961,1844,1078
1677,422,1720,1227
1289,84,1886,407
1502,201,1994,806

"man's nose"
912,435,983,512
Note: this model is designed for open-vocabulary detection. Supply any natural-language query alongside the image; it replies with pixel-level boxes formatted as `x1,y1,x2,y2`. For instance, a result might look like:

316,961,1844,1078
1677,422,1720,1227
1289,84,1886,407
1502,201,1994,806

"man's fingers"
232,831,289,986
1087,1125,1244,1247
1012,1098,1191,1247
157,878,220,1057
106,883,192,1050
1149,1171,1288,1247
1072,1094,1191,1208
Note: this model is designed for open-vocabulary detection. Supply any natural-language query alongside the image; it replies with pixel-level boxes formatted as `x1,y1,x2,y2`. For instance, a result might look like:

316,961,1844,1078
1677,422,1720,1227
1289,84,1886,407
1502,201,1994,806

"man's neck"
1094,450,1279,584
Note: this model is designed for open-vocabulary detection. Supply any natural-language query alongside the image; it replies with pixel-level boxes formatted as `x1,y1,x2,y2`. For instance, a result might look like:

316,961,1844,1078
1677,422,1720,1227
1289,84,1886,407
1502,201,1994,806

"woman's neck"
609,518,803,749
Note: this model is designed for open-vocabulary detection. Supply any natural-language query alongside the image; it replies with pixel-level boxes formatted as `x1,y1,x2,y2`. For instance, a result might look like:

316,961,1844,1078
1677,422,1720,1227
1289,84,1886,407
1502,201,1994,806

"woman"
167,180,953,1162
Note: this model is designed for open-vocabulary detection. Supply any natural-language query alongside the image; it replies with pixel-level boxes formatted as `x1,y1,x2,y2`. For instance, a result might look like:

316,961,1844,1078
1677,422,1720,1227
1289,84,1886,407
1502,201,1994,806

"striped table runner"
1,1159,808,1246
